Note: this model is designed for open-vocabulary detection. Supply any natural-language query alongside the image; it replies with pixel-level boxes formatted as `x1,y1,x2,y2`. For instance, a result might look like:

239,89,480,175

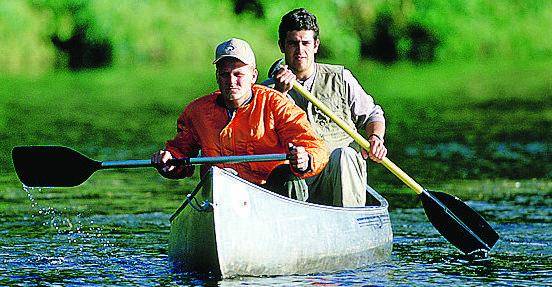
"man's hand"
288,143,310,172
362,134,387,163
273,65,296,94
151,150,176,174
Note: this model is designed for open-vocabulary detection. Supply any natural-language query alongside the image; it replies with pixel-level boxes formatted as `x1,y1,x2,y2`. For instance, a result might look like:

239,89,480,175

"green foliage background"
1,0,550,184
2,0,552,73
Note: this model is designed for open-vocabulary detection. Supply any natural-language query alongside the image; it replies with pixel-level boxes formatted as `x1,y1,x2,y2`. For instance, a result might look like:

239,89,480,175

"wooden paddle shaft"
292,82,425,195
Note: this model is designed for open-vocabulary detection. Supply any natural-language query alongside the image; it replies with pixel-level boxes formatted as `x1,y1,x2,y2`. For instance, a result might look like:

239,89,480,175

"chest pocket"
307,66,357,151
308,90,350,134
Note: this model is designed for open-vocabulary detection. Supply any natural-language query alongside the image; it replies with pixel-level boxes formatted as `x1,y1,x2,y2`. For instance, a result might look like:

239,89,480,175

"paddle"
12,146,288,188
269,59,499,255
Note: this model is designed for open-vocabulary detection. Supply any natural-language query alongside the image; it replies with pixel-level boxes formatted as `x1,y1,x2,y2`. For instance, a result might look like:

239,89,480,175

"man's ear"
252,68,258,83
278,40,285,53
313,38,320,54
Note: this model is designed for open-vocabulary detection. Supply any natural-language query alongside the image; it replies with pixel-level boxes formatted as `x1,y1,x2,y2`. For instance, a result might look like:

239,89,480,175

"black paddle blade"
420,190,499,255
268,58,285,78
12,146,101,187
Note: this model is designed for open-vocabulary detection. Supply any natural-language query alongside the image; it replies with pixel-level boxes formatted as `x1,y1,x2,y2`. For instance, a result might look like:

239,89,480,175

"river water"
1,186,550,286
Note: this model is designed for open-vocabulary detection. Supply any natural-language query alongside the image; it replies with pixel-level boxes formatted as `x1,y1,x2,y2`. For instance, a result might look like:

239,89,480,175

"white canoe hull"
169,167,393,278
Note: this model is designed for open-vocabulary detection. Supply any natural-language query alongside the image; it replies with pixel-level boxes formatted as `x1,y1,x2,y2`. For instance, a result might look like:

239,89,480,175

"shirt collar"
216,88,254,121
298,64,317,92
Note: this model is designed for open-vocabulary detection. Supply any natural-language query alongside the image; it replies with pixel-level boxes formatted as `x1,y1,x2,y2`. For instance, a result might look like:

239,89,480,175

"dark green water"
1,185,550,286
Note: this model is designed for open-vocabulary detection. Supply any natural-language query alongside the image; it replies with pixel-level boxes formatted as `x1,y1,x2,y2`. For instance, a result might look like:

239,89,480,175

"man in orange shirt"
152,38,328,198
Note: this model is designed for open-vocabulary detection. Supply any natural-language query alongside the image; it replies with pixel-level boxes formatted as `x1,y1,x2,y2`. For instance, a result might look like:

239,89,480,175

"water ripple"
1,187,550,286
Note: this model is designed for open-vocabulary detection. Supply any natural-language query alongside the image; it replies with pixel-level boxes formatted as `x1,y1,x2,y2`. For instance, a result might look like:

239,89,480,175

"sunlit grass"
2,169,550,215
0,170,199,217
1,59,550,197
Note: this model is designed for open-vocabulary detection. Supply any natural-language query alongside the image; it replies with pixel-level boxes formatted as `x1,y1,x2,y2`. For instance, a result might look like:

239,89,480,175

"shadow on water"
0,182,550,286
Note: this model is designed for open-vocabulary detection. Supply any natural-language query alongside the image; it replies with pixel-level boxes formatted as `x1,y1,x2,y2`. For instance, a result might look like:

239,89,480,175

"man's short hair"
278,8,319,43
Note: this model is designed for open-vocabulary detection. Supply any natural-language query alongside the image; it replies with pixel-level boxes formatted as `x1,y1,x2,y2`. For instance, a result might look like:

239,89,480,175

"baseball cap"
213,38,256,66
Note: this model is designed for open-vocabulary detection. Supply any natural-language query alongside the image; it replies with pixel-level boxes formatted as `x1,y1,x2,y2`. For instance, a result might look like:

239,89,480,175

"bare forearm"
366,121,385,140
364,121,387,162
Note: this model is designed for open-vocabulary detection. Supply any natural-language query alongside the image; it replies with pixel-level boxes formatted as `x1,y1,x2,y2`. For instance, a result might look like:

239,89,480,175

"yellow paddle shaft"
292,82,425,195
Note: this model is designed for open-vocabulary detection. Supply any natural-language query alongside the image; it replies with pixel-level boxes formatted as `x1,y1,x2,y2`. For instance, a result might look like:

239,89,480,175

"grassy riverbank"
1,58,550,206
1,170,550,216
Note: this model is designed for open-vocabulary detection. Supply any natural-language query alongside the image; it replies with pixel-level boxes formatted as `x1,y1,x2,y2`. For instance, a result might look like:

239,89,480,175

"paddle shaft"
100,153,289,169
287,79,499,254
12,146,290,187
291,82,425,194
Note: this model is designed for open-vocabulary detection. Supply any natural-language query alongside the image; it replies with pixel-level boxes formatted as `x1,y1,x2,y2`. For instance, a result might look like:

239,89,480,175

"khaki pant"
264,147,367,207
306,147,367,207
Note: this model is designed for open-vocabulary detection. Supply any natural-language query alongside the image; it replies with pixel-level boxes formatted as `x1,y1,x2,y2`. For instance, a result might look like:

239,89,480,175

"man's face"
216,58,258,103
280,30,319,75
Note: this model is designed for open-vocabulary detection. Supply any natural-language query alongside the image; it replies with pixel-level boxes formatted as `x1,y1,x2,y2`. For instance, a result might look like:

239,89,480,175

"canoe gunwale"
170,167,390,222
212,167,390,212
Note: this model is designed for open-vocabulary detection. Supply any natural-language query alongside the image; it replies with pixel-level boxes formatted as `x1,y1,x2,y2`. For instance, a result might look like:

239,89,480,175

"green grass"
350,59,552,182
2,1,551,73
2,170,549,214
0,170,200,217
374,178,552,209
1,59,550,191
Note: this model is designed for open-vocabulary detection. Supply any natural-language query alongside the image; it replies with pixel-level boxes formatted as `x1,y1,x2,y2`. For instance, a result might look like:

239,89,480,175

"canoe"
168,166,393,278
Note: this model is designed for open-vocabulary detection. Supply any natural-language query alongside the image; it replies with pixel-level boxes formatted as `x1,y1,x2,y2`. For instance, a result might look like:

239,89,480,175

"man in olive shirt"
263,8,388,207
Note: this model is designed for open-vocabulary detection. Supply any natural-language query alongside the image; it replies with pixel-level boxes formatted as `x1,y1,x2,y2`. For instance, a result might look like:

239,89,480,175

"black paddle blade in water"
420,190,499,255
12,146,101,187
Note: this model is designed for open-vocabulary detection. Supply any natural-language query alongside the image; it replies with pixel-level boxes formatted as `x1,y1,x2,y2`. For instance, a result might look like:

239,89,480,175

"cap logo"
225,45,235,53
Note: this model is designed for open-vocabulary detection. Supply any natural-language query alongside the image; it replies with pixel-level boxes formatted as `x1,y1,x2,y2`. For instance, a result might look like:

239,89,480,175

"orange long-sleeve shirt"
164,84,328,185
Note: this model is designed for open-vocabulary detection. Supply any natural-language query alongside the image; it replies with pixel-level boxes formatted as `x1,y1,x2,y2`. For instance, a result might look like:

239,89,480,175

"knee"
329,147,366,173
